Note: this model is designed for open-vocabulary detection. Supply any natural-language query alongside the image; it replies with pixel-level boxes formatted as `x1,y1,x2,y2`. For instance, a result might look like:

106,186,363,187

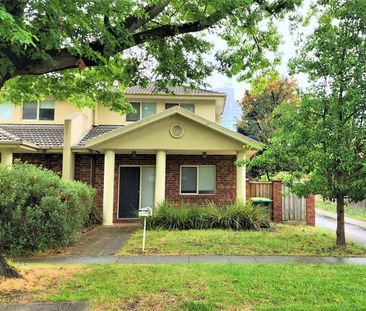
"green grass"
119,224,366,257
316,200,366,222
48,263,366,310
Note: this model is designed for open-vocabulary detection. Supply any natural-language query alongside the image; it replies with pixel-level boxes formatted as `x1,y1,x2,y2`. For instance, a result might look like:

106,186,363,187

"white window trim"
22,101,55,121
126,102,156,122
179,165,216,195
117,165,156,219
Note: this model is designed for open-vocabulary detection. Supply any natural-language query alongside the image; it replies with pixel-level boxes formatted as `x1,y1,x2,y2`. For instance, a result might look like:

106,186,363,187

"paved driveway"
62,225,138,257
316,209,366,246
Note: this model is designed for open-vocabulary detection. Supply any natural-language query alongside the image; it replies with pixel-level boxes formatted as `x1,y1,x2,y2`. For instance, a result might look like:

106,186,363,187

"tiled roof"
76,125,122,147
0,127,21,142
0,124,64,148
125,83,225,96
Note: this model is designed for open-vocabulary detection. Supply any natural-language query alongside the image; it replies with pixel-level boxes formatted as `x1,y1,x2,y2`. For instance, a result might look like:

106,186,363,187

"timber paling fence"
249,181,307,223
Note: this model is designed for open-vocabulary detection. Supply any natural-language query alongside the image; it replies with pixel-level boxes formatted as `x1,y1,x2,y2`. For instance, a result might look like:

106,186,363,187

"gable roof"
85,106,263,151
0,124,64,148
125,83,226,96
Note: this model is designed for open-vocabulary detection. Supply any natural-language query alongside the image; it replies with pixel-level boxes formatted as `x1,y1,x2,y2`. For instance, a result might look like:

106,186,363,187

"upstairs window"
180,165,216,195
39,101,55,120
23,102,37,120
22,101,55,121
165,103,195,113
126,102,156,121
0,102,14,121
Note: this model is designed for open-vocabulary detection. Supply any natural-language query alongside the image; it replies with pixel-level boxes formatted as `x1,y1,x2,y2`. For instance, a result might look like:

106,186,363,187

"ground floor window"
180,165,216,194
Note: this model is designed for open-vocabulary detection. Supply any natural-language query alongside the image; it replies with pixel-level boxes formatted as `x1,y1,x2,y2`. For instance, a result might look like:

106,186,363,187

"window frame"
22,101,55,121
165,102,195,113
179,165,216,195
126,102,157,122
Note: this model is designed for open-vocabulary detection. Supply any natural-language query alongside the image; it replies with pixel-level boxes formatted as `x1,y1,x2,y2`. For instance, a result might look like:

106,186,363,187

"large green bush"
0,162,96,255
146,201,271,230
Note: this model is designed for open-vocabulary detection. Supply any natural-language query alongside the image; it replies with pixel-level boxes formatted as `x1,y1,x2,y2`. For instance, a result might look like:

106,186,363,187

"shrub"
0,162,96,255
146,201,271,230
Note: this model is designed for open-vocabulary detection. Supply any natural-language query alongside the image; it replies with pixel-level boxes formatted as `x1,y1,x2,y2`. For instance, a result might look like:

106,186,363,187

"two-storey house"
0,84,261,225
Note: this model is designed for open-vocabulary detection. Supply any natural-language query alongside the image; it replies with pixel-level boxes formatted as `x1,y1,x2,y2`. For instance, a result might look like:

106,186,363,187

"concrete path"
316,209,366,246
60,225,137,257
0,302,91,311
15,255,366,265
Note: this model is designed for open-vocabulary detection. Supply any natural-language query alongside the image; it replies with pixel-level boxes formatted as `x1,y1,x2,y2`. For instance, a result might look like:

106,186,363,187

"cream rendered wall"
0,101,93,125
95,98,217,125
93,115,244,152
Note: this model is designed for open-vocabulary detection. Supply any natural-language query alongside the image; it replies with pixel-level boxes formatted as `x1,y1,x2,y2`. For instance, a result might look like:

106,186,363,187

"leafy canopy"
250,0,366,204
0,0,300,111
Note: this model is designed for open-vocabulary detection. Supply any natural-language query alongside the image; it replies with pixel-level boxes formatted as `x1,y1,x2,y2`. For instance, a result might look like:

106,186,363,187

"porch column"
0,149,13,167
62,119,74,180
236,151,247,201
155,150,166,205
103,149,115,225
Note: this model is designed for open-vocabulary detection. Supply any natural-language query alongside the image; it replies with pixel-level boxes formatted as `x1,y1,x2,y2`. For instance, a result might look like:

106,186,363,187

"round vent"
170,124,184,138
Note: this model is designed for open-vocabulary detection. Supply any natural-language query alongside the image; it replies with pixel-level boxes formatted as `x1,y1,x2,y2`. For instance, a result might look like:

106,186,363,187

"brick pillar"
306,194,315,226
272,180,283,223
246,179,251,200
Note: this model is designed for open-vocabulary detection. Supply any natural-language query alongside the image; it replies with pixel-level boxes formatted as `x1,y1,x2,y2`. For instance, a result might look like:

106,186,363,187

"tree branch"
126,1,170,33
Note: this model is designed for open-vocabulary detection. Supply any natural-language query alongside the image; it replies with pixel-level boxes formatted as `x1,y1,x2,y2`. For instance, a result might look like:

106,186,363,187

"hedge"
0,162,97,255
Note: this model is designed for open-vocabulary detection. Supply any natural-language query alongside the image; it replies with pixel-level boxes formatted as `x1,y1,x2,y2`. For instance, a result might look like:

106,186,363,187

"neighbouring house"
0,84,262,225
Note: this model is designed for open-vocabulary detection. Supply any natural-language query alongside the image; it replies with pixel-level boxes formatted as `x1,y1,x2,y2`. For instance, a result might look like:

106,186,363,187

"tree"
250,0,366,246
0,255,21,279
0,0,301,110
237,75,298,179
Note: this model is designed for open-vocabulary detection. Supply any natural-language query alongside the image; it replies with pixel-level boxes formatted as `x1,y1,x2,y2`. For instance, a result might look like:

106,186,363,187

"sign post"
138,207,152,252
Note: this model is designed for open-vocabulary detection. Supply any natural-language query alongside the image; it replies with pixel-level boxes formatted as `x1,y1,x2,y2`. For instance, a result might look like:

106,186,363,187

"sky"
205,1,315,101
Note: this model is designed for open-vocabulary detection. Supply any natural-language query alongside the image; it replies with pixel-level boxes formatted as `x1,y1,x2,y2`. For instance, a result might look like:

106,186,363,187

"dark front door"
119,167,140,218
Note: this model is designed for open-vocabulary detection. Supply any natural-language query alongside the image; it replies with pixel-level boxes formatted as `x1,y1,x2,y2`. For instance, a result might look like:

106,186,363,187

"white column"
0,149,13,167
236,151,247,201
155,150,166,205
62,119,74,180
103,150,115,225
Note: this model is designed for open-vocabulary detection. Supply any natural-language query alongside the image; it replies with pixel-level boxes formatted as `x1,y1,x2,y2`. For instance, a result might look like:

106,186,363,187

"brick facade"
306,194,316,226
165,155,236,205
73,153,236,223
13,153,63,175
272,180,283,223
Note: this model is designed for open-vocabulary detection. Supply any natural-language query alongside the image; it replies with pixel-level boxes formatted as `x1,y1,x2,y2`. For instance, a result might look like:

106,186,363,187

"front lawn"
119,224,366,257
2,263,366,310
316,200,366,222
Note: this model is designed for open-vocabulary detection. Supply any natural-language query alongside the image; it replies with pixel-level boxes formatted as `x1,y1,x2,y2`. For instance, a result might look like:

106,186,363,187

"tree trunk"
336,193,346,246
0,256,21,279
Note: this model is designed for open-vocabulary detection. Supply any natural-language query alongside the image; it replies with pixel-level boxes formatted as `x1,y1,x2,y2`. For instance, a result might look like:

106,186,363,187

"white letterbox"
138,207,152,217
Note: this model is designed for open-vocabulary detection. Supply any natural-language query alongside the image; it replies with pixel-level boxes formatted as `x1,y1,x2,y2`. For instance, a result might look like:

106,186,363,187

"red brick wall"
272,180,283,223
306,194,315,226
246,179,251,199
13,153,63,176
165,155,236,205
74,154,105,208
74,154,237,223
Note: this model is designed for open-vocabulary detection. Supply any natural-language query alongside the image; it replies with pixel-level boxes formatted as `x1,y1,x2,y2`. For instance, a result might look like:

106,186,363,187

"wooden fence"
249,182,272,199
248,180,312,224
281,185,306,222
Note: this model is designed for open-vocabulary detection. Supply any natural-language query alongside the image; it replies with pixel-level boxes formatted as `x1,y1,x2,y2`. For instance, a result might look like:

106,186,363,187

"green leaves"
0,0,301,110
254,0,366,202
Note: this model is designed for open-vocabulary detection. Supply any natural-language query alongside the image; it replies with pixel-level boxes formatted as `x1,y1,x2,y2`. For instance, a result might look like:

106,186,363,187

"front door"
119,167,140,218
